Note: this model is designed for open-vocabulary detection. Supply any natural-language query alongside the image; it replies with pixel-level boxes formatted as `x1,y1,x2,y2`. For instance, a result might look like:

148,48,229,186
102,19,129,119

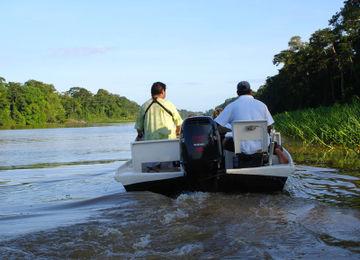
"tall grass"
273,99,360,170
274,99,360,152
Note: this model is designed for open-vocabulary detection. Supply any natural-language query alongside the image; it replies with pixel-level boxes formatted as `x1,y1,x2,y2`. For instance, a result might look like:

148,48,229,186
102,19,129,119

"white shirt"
215,95,274,154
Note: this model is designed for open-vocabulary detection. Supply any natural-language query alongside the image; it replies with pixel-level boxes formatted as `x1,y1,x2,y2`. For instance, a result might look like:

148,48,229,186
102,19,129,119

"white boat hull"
115,150,295,195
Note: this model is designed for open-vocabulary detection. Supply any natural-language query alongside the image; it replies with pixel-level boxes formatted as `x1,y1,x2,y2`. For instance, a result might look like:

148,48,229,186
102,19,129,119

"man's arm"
134,107,145,141
216,123,231,135
176,125,181,137
169,102,183,138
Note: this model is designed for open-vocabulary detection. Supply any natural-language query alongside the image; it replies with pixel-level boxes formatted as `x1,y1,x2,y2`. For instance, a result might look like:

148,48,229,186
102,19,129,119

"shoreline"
0,119,135,130
284,138,360,174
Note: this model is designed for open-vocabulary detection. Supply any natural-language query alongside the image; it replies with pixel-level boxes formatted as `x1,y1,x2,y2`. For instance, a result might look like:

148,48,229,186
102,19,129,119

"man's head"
212,107,223,119
151,82,166,98
236,81,252,96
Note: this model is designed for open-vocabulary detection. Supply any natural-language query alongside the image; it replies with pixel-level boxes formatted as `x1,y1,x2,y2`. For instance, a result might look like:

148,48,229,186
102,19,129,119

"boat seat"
231,120,269,168
131,139,180,172
232,120,268,154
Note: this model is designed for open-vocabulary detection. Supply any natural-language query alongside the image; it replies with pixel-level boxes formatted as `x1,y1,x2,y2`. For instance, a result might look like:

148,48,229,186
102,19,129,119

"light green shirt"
135,98,183,140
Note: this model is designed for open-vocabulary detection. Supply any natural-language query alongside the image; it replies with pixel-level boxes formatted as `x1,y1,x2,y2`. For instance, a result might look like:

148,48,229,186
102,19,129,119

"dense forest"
0,77,140,128
256,0,360,113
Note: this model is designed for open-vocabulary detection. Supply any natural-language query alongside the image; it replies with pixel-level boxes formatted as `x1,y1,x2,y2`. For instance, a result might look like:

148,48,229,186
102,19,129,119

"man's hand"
176,125,181,138
136,129,144,141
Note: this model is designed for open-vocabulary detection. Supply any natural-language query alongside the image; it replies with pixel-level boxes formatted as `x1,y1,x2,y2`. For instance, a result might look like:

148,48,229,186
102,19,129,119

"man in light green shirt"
135,82,183,141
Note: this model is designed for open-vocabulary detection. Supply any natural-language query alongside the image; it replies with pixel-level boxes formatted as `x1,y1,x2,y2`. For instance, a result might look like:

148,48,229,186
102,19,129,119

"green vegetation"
0,77,139,129
274,99,360,150
257,0,360,114
274,100,360,170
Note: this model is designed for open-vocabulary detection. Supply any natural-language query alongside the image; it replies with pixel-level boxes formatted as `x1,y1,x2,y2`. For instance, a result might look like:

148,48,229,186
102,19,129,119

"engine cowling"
180,116,222,190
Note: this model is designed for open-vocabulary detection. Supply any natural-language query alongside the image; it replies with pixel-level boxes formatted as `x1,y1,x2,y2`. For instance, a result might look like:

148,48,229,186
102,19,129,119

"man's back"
135,98,182,140
135,82,183,141
215,95,274,127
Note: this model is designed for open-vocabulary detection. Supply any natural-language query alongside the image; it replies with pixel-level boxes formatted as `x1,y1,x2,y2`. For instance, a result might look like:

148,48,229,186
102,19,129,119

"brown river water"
0,124,359,259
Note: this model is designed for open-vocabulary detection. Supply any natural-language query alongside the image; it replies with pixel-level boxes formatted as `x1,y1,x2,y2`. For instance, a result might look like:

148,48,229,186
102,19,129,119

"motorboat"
115,116,295,196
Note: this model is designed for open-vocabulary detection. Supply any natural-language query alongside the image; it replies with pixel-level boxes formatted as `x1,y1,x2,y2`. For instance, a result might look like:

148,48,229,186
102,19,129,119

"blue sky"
0,0,345,111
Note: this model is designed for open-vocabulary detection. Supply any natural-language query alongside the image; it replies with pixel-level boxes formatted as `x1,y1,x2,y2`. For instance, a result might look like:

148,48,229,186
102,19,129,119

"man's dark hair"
151,82,166,96
236,81,252,96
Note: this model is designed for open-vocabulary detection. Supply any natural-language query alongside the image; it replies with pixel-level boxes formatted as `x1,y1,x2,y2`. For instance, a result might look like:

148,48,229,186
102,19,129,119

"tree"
24,80,65,123
0,77,12,127
7,82,26,125
256,0,360,113
330,0,360,98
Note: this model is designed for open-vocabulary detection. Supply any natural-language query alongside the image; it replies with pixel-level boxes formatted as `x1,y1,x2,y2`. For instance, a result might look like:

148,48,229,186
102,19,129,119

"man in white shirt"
214,81,288,163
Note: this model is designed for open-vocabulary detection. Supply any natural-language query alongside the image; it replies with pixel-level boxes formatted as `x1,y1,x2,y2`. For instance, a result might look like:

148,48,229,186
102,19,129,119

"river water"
0,124,359,259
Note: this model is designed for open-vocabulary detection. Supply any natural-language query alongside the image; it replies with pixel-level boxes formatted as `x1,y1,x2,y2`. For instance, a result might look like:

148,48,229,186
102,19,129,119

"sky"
0,0,345,112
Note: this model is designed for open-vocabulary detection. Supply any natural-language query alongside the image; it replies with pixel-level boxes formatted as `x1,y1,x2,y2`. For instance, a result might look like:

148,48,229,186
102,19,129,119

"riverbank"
0,118,135,130
284,139,360,174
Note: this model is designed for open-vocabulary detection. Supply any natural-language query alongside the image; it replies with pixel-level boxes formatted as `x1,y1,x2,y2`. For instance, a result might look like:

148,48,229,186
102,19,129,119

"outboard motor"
180,116,223,191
